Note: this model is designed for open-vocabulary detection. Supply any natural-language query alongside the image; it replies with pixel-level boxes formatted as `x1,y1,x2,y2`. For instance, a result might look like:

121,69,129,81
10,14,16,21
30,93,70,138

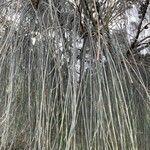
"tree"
0,0,150,149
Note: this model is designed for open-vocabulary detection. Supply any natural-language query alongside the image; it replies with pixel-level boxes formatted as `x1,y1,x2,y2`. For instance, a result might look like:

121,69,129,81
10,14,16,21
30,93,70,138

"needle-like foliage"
0,0,150,149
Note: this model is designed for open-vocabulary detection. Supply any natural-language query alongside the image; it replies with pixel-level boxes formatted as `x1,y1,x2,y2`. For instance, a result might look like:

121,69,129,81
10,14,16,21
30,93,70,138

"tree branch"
127,0,150,56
